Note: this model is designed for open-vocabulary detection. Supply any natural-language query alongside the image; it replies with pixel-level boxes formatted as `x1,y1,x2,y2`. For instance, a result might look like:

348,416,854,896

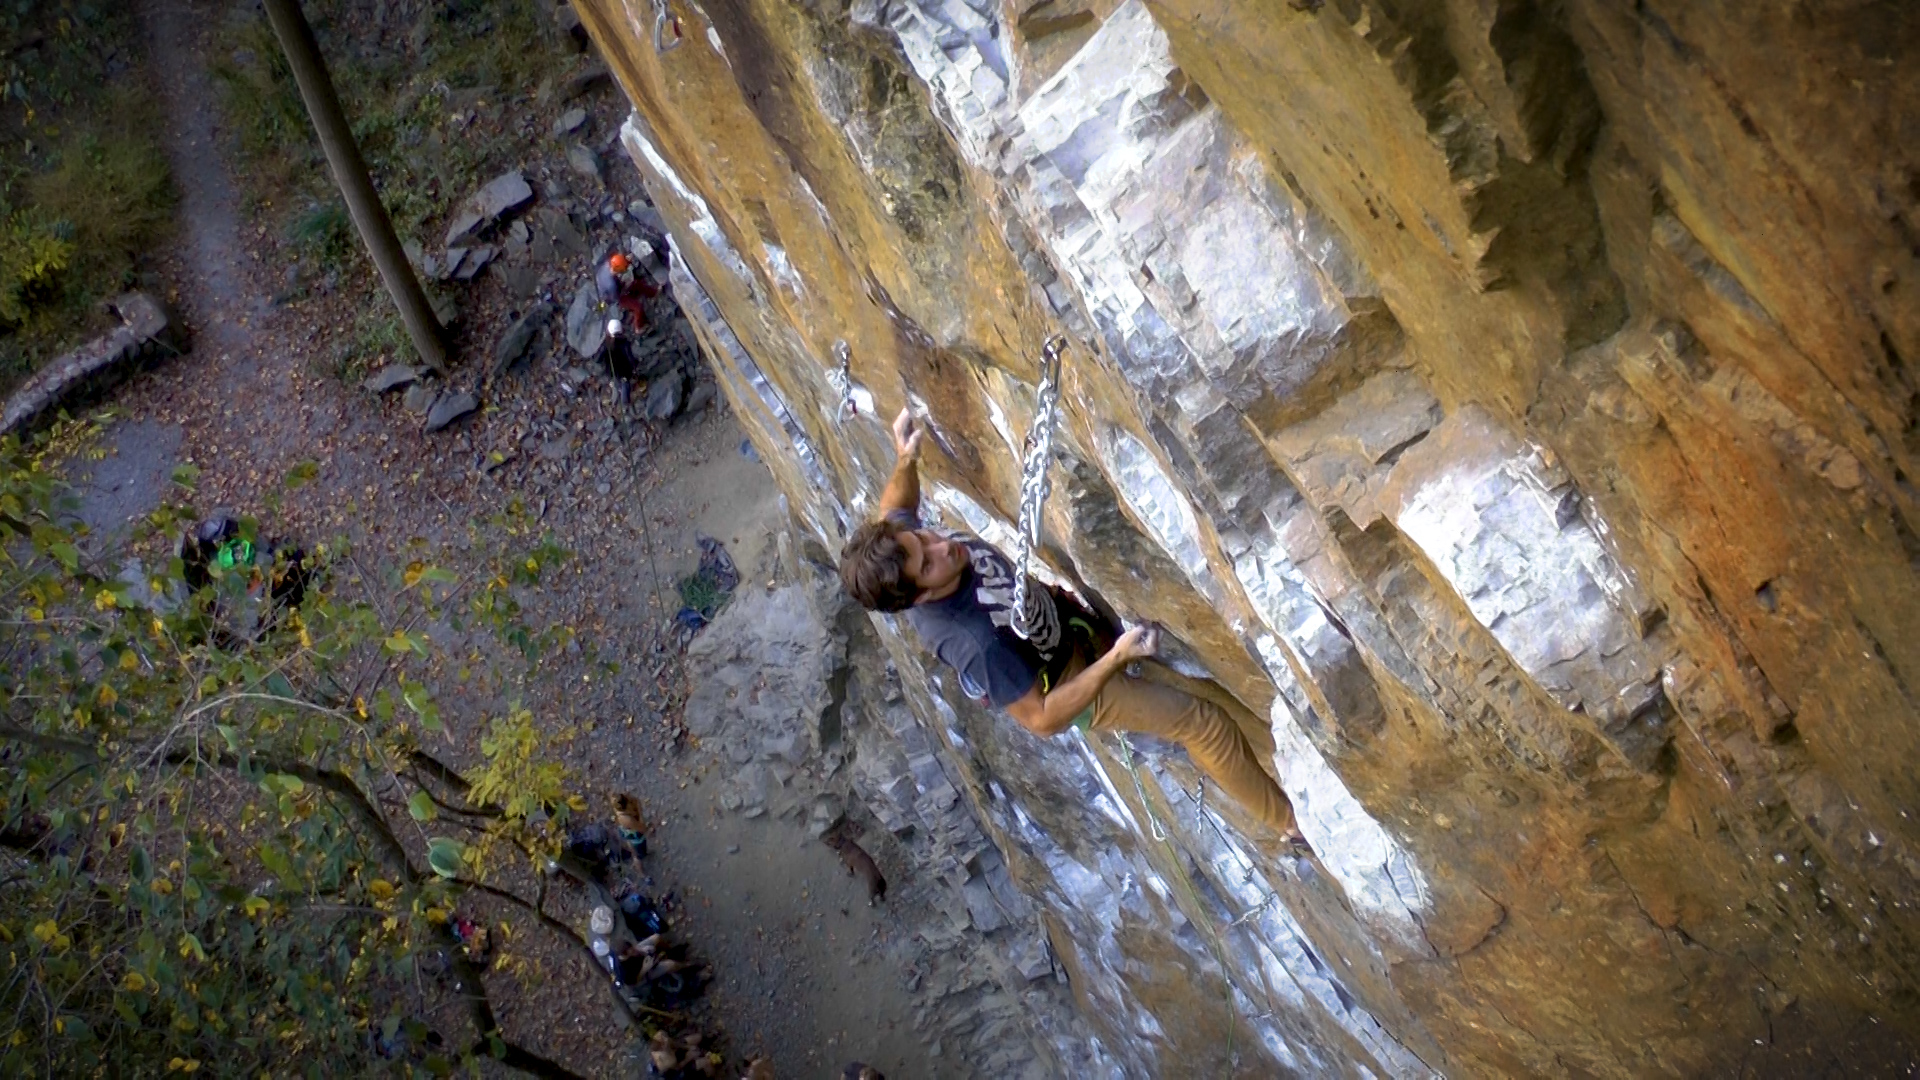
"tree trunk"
260,0,448,375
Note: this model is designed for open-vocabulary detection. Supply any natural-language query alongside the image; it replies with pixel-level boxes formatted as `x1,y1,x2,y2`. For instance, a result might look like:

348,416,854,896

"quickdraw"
652,0,684,52
827,340,858,420
1010,335,1066,641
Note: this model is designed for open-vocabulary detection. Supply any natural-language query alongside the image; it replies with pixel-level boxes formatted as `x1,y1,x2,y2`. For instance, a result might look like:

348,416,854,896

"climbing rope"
827,340,858,420
1114,732,1169,843
651,0,683,52
1010,335,1067,640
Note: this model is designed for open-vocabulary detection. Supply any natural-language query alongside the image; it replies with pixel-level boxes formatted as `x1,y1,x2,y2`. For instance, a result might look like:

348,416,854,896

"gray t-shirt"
897,515,1096,708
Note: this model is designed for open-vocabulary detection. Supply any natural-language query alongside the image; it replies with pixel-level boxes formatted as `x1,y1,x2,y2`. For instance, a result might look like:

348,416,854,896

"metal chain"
1010,336,1067,640
827,340,857,420
652,0,683,52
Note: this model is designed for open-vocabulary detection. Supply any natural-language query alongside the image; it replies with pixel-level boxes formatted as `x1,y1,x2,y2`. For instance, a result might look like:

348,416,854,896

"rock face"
576,1,1920,1076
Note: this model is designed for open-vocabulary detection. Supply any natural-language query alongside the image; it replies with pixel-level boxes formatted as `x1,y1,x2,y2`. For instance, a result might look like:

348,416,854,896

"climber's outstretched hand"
1114,623,1160,663
892,407,924,461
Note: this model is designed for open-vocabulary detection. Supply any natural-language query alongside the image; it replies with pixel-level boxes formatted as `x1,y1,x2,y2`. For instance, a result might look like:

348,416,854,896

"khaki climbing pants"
1079,659,1298,836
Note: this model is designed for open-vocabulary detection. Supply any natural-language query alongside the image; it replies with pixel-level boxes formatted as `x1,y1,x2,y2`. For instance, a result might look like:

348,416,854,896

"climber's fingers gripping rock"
1114,623,1160,663
892,407,923,461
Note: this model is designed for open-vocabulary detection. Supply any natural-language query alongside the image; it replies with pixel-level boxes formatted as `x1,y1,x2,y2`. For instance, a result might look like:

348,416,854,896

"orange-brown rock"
576,0,1919,1073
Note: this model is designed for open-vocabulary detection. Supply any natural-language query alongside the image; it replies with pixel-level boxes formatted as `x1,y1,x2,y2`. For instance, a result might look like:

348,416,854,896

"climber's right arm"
878,407,925,516
1005,625,1159,737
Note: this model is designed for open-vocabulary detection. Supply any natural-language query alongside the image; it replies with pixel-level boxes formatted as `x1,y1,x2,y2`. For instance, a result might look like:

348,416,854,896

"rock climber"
596,250,660,330
838,408,1309,848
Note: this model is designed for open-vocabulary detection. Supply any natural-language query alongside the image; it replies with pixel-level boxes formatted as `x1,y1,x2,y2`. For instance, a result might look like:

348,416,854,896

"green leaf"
129,846,150,884
402,682,442,733
215,724,240,753
258,845,299,889
284,461,319,490
49,542,79,571
406,792,437,823
260,773,304,797
170,463,200,490
425,838,464,879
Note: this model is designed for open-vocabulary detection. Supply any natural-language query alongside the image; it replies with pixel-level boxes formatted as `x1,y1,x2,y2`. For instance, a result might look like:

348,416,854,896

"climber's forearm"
1010,648,1125,737
878,453,919,516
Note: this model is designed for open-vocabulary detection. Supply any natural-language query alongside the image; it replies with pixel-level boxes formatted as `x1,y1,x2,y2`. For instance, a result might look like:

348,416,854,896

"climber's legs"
1090,666,1298,837
1133,663,1279,774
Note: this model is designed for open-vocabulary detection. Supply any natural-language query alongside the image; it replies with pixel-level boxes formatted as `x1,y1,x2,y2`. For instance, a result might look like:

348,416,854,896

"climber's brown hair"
840,518,919,612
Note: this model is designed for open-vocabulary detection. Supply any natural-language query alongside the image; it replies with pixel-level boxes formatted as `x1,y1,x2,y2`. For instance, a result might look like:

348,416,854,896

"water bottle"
589,905,619,985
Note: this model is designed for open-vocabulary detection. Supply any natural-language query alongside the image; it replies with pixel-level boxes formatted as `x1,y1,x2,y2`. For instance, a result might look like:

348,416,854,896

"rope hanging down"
1010,335,1067,640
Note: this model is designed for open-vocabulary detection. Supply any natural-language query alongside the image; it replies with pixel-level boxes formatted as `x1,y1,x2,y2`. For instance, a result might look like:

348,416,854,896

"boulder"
444,170,534,248
550,2,590,50
645,371,685,420
452,244,496,281
401,384,437,414
491,303,552,378
565,281,604,358
560,63,610,101
364,364,426,393
425,390,480,432
554,107,589,137
566,142,604,187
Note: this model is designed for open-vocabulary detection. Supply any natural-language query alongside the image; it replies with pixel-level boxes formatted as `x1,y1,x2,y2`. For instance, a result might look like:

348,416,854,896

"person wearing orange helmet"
596,248,661,330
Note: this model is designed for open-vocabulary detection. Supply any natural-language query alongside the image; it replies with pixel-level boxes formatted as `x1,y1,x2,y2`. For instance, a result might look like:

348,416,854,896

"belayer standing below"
838,408,1309,847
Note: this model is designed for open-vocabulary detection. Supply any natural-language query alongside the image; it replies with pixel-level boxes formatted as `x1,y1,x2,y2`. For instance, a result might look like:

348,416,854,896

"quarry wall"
576,0,1920,1073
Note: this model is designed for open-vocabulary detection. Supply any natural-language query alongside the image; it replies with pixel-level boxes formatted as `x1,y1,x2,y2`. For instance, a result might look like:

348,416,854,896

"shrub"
0,208,75,328
291,201,354,268
26,116,173,268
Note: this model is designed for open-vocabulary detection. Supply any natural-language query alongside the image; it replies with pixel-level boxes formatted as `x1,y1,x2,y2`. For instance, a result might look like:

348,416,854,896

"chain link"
1010,336,1066,640
652,0,683,52
827,340,858,420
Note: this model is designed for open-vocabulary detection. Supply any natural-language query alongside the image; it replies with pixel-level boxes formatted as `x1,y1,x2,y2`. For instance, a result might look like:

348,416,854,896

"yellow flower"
121,972,147,992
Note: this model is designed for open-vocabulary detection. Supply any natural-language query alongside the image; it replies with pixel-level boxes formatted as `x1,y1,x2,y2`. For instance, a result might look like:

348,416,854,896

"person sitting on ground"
838,408,1308,847
595,250,661,330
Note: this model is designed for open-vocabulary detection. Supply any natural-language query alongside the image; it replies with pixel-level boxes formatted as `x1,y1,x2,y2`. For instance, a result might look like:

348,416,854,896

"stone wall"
573,0,1920,1073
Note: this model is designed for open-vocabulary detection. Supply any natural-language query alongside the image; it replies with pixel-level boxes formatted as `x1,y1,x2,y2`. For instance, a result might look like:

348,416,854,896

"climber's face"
899,528,967,601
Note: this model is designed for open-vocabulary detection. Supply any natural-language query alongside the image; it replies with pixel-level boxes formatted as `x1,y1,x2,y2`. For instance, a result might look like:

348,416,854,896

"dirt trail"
140,0,275,374
72,2,959,1075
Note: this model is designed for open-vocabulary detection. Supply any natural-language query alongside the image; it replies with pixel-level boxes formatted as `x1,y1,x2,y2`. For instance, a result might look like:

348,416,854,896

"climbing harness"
1114,732,1169,843
1010,335,1067,640
651,0,684,52
827,340,858,420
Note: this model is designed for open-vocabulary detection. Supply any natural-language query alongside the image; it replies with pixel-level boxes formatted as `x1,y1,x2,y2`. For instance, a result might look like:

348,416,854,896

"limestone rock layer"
576,0,1920,1073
